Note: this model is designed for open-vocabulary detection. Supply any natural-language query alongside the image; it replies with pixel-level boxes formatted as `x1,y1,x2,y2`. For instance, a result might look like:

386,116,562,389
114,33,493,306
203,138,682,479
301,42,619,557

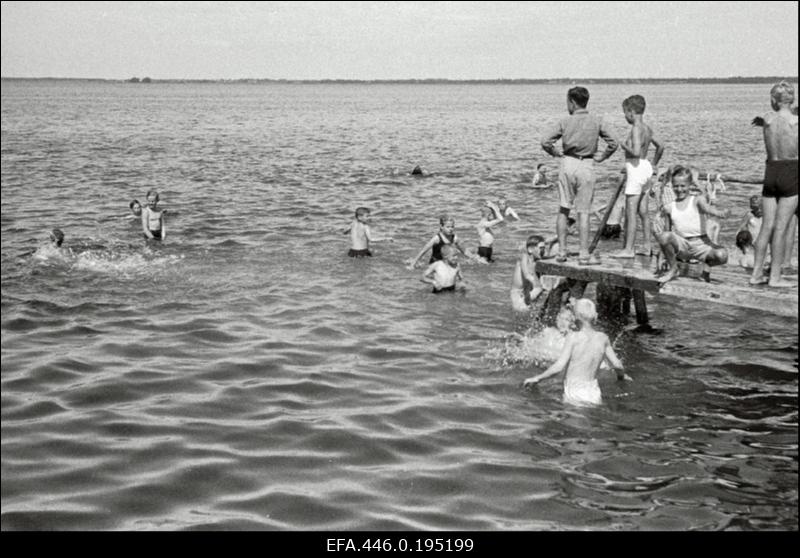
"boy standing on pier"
609,95,665,259
750,81,798,288
542,87,618,265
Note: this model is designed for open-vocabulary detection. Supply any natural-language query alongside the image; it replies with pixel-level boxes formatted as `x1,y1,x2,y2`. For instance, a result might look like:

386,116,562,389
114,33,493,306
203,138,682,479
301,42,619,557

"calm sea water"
1,80,797,531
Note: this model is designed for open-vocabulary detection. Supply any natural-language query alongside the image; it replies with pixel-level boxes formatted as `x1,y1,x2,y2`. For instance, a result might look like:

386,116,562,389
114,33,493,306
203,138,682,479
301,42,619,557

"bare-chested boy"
345,207,393,257
610,95,664,259
142,189,166,242
421,245,465,293
510,234,546,311
750,81,798,288
522,298,629,407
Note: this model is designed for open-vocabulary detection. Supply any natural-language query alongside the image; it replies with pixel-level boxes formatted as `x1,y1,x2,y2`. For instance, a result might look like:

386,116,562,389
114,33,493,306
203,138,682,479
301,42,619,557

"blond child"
523,299,629,407
476,201,505,262
421,245,465,293
142,189,166,241
750,81,798,288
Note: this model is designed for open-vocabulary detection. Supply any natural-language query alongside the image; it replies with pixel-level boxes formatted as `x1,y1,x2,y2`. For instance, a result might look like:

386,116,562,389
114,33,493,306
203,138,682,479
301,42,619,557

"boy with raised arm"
750,81,798,288
655,166,730,283
610,95,665,259
522,298,629,407
541,86,618,265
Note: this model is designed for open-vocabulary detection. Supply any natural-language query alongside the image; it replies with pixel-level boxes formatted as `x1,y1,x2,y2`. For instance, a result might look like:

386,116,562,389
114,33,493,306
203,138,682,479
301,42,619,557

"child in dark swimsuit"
405,214,475,269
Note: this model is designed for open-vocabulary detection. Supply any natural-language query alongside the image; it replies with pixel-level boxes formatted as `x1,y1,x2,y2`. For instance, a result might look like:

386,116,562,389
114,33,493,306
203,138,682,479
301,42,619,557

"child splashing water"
523,299,631,407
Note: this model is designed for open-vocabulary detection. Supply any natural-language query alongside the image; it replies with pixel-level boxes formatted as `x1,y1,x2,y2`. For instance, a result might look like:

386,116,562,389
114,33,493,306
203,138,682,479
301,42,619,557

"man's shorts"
624,158,653,196
674,235,718,262
762,159,798,199
558,156,595,213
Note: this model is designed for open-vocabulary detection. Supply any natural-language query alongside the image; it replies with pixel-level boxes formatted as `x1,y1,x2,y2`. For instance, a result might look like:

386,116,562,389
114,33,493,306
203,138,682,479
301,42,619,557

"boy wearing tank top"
655,166,730,283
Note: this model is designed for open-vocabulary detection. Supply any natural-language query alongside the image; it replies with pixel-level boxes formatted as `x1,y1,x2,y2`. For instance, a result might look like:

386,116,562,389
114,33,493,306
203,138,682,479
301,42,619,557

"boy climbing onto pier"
541,86,619,265
610,95,665,259
510,234,547,311
344,207,393,257
750,81,798,288
523,298,629,407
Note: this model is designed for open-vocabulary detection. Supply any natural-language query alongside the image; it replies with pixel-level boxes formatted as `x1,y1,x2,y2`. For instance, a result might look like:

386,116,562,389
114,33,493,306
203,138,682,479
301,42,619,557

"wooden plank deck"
536,255,798,319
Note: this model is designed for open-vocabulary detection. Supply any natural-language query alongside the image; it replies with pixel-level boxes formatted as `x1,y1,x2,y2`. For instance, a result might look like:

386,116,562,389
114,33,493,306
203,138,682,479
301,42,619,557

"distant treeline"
2,76,797,85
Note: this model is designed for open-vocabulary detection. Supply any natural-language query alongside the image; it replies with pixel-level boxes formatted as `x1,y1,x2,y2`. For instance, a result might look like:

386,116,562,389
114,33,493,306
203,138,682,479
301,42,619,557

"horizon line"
2,76,797,84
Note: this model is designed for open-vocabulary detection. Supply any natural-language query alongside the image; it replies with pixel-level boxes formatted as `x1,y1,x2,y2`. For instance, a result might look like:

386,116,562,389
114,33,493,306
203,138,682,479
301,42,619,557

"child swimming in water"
129,199,142,218
523,298,630,407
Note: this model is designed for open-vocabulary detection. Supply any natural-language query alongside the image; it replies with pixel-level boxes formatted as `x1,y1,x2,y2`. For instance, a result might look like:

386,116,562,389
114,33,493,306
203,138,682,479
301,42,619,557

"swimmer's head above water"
49,228,64,247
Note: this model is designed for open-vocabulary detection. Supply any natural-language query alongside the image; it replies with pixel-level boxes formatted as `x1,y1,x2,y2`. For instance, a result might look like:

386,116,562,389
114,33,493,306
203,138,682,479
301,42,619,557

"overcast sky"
1,1,797,80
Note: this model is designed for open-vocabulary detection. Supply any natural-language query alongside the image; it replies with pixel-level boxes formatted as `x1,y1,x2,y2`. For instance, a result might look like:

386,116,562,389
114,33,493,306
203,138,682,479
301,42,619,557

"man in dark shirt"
542,86,618,265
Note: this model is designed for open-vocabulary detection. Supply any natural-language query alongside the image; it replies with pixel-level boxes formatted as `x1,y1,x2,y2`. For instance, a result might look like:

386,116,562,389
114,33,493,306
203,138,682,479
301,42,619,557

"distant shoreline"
2,76,797,85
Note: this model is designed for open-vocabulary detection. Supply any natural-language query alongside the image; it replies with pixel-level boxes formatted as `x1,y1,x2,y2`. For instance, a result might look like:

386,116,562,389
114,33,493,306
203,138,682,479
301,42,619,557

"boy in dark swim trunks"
345,207,393,257
750,81,798,288
421,245,465,293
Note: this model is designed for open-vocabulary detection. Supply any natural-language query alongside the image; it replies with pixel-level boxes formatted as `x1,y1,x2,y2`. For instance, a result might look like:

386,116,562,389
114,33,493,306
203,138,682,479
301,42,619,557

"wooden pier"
535,254,798,325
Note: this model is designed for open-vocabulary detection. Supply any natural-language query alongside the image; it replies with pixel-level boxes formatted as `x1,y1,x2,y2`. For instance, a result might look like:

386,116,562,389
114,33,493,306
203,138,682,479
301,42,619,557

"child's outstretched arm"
697,197,730,220
523,336,572,387
365,226,393,243
485,201,505,226
505,206,520,221
406,236,437,269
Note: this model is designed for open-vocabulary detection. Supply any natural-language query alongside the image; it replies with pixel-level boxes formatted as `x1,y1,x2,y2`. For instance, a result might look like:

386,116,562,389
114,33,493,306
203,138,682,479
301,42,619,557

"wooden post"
589,175,626,254
632,289,649,326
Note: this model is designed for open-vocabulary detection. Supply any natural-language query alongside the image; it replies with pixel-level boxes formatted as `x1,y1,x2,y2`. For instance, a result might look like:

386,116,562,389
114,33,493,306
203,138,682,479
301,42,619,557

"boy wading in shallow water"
344,207,393,257
522,298,630,407
750,81,798,288
421,245,465,293
142,189,166,242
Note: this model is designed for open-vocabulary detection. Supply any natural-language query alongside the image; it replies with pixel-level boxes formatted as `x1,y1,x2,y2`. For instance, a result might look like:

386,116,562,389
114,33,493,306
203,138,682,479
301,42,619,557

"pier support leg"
632,289,649,326
597,284,630,324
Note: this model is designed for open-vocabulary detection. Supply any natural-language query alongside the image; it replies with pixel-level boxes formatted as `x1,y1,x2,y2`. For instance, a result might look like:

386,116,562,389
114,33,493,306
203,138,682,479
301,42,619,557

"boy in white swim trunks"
610,95,665,259
522,298,629,407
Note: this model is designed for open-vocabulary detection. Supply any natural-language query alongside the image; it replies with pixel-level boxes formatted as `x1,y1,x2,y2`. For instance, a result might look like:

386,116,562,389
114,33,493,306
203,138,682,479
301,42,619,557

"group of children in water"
343,81,797,407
